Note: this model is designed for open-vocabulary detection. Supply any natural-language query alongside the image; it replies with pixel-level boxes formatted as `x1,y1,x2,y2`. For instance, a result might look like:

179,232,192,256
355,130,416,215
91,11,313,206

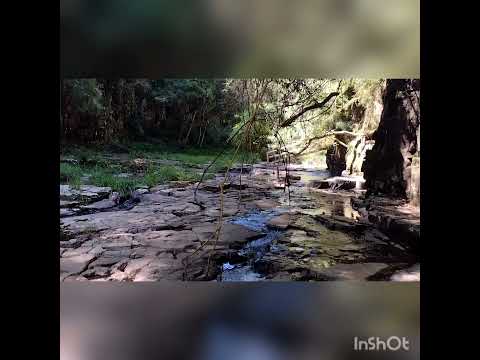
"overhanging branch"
279,92,340,128
294,130,358,156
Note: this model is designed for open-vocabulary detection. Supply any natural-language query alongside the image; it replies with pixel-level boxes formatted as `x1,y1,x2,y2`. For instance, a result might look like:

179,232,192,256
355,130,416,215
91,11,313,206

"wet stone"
313,263,389,280
267,213,292,230
390,264,420,282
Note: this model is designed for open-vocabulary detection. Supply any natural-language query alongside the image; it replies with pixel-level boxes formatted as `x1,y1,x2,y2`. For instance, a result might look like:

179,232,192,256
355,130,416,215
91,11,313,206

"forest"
60,78,420,282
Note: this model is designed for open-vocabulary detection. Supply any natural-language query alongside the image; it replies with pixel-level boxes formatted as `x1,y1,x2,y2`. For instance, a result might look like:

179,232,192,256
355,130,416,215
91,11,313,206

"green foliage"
68,79,104,114
150,79,221,105
61,78,385,158
345,79,384,108
230,111,272,156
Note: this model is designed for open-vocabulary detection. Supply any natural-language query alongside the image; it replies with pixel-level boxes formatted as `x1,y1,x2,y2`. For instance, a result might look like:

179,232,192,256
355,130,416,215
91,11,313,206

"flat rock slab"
267,213,292,229
390,264,420,282
60,254,96,275
200,181,227,192
254,199,280,210
205,204,239,217
192,223,263,246
60,185,111,202
82,199,117,210
199,181,247,192
60,211,181,234
139,193,177,205
314,263,389,280
140,230,198,251
163,203,201,216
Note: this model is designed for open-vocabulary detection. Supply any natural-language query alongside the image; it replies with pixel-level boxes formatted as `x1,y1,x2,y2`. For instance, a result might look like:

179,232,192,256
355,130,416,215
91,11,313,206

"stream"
60,162,419,282
216,165,418,281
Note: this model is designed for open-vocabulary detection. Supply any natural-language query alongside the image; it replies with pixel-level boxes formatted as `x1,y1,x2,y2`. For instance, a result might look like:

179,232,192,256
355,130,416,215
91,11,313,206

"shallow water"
219,265,265,281
217,165,407,281
220,210,285,282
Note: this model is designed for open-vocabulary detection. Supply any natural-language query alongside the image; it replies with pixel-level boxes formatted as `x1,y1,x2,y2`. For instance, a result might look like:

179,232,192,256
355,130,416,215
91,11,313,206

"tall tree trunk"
362,79,420,199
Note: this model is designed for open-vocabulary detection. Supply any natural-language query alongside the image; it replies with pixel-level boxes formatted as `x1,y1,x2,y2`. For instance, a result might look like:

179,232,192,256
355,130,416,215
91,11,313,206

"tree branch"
279,92,339,128
294,130,358,156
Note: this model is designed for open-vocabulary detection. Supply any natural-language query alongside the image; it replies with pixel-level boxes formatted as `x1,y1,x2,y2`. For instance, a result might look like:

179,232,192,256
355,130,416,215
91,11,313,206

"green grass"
60,143,260,196
60,163,203,196
60,163,83,184
126,142,260,169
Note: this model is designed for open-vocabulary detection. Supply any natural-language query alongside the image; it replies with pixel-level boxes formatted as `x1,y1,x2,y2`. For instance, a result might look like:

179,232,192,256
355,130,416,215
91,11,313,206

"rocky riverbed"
60,163,420,282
